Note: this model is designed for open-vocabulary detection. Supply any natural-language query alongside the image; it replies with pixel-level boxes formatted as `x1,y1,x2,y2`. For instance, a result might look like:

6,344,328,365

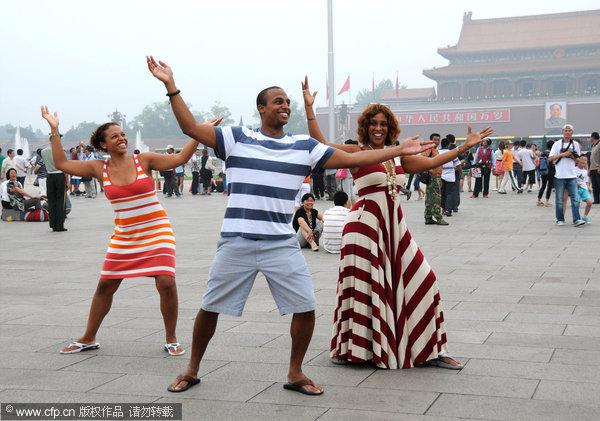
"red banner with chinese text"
396,109,510,125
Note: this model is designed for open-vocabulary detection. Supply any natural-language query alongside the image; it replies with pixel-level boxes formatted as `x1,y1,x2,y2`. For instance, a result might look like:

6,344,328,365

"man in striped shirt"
147,56,434,395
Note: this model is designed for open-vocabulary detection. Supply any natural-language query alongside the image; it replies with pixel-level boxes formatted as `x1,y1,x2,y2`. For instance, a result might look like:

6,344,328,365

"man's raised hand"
302,76,317,108
41,105,59,129
147,55,174,84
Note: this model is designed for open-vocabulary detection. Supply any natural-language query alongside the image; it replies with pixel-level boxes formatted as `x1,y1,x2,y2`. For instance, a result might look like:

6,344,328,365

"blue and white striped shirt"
214,126,335,240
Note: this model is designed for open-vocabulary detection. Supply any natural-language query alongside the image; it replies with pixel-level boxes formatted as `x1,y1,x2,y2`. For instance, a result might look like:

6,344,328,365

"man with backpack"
537,141,554,207
549,125,585,226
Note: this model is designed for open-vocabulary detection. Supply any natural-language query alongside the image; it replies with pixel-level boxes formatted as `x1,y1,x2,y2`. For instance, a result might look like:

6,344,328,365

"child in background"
576,156,593,223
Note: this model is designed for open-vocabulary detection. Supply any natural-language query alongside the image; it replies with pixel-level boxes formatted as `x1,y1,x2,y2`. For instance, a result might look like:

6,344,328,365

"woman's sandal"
164,342,185,356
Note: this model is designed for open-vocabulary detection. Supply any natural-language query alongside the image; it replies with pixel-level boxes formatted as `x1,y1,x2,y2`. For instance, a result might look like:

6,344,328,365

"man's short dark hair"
17,149,23,155
430,133,440,140
441,138,450,148
446,134,455,143
7,149,14,155
256,86,282,108
591,132,599,140
333,190,348,206
521,140,527,147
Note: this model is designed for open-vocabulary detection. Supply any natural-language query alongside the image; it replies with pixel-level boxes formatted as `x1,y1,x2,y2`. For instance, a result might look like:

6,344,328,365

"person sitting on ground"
322,190,351,254
293,192,323,251
3,168,42,212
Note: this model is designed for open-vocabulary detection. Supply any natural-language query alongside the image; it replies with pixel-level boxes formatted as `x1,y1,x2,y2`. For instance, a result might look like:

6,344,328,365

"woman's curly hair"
356,104,401,146
89,122,120,152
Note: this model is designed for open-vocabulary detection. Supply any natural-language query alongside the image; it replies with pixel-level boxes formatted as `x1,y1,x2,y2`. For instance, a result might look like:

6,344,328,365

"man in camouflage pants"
423,133,448,226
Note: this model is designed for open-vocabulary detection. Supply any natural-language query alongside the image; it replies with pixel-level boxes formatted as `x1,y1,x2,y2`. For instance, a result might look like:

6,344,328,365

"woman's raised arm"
302,76,360,153
41,106,100,178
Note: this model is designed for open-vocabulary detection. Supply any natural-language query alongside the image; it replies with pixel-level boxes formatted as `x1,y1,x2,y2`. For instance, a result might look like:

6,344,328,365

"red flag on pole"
395,72,399,98
338,75,350,96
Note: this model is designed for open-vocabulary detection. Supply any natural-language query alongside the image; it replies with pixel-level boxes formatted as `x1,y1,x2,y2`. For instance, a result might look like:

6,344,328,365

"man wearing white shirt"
1,149,17,180
519,144,537,192
14,149,30,187
439,138,460,217
549,124,585,226
322,191,351,254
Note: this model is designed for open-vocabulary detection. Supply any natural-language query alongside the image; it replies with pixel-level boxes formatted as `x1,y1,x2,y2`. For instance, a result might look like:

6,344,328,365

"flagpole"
327,0,335,144
348,75,351,107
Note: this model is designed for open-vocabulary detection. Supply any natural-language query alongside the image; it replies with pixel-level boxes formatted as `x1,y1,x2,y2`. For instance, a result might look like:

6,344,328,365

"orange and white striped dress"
101,155,176,279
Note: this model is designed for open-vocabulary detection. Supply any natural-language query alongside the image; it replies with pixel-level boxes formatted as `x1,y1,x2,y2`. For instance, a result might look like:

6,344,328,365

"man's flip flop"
283,379,324,396
167,375,200,393
60,342,100,354
164,343,185,356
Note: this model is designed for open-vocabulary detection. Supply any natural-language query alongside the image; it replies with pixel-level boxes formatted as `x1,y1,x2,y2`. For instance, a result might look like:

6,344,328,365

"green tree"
63,121,100,142
127,101,198,138
0,124,42,143
206,101,234,125
355,79,406,105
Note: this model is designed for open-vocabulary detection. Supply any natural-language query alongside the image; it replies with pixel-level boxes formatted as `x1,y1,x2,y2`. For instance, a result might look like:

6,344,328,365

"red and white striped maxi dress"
100,155,176,279
330,158,448,369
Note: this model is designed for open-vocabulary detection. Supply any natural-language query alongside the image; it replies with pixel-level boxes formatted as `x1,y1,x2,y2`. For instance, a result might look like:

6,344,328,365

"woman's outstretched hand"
464,125,494,148
398,136,435,155
204,117,224,126
301,76,317,108
147,55,174,84
41,105,59,129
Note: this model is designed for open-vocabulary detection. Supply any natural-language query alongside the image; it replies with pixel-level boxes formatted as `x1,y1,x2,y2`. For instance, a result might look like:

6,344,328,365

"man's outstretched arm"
147,56,217,149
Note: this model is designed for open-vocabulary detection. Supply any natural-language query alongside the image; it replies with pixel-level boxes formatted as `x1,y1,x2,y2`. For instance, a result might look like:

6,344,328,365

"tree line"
1,80,402,144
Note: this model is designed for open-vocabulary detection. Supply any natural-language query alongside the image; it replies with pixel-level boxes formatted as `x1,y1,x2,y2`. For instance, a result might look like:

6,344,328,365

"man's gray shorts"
201,236,316,316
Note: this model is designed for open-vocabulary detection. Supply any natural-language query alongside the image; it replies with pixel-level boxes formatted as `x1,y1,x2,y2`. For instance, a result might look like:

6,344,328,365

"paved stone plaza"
1,184,599,420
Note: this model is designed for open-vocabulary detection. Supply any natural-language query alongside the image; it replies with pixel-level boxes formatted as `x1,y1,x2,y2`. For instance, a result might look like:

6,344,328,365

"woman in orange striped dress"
41,106,221,355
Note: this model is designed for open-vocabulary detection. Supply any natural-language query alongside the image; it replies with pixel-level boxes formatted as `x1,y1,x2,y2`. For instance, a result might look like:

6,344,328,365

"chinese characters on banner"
396,109,510,125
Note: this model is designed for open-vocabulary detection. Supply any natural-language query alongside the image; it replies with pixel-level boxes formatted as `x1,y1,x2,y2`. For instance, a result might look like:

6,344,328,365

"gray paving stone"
202,361,374,387
362,369,537,398
0,389,156,403
461,358,600,383
251,383,439,414
551,348,600,365
452,301,575,314
504,312,600,326
0,368,122,393
318,409,483,421
484,331,600,351
92,374,273,402
449,343,553,363
533,380,600,405
156,399,327,421
563,324,600,337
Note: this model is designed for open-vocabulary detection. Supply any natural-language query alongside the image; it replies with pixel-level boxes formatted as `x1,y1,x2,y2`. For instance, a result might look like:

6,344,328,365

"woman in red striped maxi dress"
302,80,492,369
41,106,221,356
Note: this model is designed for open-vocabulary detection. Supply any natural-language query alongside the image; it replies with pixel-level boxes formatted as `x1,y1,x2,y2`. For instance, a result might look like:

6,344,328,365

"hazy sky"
1,0,598,134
